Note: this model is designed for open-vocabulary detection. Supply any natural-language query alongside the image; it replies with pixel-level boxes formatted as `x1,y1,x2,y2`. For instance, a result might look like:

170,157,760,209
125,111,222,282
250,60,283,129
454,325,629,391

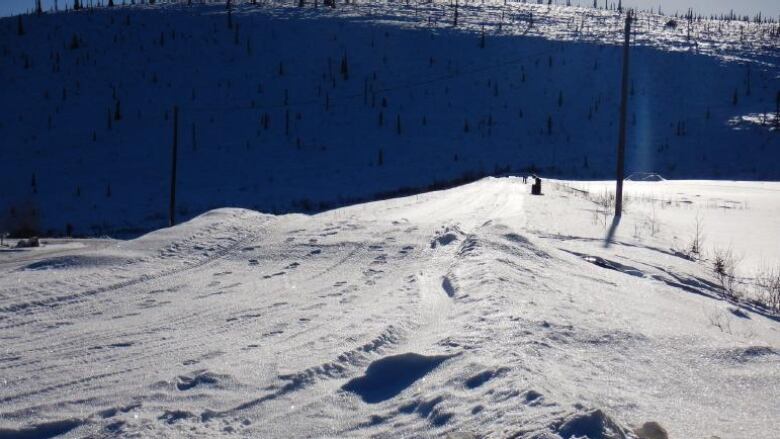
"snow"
1,1,778,236
551,179,780,274
1,2,779,437
1,177,779,438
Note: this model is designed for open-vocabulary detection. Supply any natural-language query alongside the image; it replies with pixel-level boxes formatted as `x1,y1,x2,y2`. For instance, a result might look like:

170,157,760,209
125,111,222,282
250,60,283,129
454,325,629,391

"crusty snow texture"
1,177,779,438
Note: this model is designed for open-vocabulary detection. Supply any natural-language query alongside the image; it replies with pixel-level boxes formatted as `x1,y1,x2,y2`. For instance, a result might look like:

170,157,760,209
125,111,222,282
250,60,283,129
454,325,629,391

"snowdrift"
1,177,778,438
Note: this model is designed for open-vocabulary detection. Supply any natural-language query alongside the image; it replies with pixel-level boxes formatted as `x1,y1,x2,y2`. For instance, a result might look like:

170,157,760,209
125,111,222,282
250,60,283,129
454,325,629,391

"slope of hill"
1,1,778,236
1,177,779,438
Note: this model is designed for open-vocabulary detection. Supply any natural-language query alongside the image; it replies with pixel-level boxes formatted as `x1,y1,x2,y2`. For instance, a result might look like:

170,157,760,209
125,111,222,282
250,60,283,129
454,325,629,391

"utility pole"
454,0,458,27
169,106,179,227
615,10,632,216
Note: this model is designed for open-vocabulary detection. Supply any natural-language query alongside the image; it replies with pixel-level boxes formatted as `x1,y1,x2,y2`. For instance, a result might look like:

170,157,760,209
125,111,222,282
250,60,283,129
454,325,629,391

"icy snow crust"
1,177,779,438
1,1,779,235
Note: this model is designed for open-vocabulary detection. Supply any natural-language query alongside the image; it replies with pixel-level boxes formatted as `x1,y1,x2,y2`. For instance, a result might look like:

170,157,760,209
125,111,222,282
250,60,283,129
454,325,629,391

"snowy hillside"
1,177,779,438
1,1,779,236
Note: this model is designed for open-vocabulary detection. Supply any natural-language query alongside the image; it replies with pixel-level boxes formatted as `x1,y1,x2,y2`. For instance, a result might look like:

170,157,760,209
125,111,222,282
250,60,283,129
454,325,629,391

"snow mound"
21,254,138,271
0,418,84,439
175,370,231,392
431,226,465,249
555,409,635,439
633,421,669,439
342,352,455,403
463,367,510,389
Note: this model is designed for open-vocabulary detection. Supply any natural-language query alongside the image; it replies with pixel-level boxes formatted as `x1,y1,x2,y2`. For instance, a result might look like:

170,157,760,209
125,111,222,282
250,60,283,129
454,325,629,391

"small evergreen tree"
17,15,24,36
192,123,197,151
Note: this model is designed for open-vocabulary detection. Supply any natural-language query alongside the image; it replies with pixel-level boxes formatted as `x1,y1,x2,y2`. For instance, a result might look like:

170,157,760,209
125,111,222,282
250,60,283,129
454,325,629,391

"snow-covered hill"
1,1,779,236
1,177,779,438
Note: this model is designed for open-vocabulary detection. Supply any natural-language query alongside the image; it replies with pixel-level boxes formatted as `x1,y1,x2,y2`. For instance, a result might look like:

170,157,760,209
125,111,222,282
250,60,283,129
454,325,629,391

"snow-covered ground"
1,177,778,438
1,1,778,236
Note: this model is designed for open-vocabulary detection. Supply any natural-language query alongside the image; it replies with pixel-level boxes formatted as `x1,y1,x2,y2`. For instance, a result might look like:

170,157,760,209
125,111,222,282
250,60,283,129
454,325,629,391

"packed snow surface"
1,177,779,438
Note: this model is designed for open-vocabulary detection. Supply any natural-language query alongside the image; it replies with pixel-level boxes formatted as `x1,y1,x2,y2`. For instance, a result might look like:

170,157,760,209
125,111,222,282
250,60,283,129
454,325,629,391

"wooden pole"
615,10,632,217
169,106,179,227
454,0,458,27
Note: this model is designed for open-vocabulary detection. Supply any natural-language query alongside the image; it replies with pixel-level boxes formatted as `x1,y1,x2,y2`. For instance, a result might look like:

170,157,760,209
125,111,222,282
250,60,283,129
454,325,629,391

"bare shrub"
688,211,705,258
589,189,629,229
755,266,780,313
647,205,660,237
712,246,741,298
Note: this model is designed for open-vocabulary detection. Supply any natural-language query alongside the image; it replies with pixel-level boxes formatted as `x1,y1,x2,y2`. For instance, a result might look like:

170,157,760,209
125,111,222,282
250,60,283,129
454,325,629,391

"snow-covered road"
1,177,778,438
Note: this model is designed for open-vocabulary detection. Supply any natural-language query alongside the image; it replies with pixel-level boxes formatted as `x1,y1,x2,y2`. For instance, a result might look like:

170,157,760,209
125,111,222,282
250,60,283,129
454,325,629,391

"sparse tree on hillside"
17,15,24,36
340,54,349,80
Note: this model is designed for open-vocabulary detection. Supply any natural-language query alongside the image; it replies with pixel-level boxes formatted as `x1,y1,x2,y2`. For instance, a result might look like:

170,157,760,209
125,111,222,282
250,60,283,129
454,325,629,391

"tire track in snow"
0,224,267,315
